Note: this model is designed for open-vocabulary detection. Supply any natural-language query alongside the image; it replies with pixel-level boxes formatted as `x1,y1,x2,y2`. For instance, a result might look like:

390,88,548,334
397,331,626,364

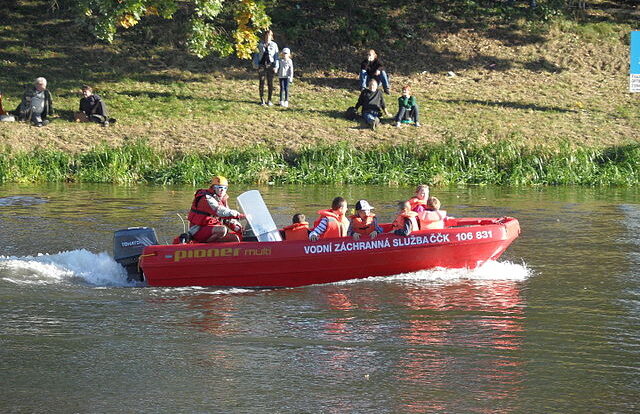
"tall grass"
0,140,638,186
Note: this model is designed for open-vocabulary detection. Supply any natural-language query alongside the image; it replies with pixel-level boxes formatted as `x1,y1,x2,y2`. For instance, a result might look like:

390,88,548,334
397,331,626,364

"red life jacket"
187,188,228,226
418,210,446,229
392,211,419,233
283,222,310,241
313,209,348,239
408,197,428,212
349,214,377,236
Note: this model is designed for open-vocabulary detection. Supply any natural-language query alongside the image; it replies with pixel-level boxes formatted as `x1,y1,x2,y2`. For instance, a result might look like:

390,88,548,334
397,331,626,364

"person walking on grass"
354,78,389,130
277,48,294,108
252,29,279,106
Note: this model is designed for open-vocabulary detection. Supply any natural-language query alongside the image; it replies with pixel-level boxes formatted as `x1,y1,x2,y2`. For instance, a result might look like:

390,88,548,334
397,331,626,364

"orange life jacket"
408,197,428,212
418,210,446,229
313,209,348,239
350,214,377,236
392,211,420,233
283,222,310,241
187,189,228,226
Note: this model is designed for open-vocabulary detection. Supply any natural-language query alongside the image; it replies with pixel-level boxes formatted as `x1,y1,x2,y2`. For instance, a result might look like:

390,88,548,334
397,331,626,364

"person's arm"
347,220,355,237
289,62,294,83
205,194,241,218
380,93,389,116
46,90,54,116
354,90,365,111
309,217,329,240
393,218,412,236
373,217,384,234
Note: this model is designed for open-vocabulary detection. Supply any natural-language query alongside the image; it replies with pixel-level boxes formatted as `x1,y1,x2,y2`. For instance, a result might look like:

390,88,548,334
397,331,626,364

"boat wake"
338,260,532,286
0,249,132,287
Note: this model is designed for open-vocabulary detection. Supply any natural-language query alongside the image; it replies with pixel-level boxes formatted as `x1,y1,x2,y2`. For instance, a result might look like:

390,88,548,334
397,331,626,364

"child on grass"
394,85,420,128
277,48,294,108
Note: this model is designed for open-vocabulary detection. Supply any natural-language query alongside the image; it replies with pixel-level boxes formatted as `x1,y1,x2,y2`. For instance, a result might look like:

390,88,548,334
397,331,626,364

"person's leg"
412,104,421,126
363,111,375,125
279,78,285,104
359,70,368,90
266,69,274,104
378,71,390,93
258,68,266,104
282,78,289,103
395,107,407,122
89,114,106,123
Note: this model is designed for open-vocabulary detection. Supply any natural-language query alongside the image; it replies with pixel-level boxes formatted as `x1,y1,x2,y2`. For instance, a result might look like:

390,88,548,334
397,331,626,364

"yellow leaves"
118,14,139,29
145,6,159,16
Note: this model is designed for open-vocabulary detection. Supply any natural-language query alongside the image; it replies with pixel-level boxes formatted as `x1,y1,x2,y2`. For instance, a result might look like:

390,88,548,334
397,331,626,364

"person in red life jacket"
408,184,430,213
309,196,349,241
347,199,384,241
392,201,420,236
187,176,246,243
282,213,310,241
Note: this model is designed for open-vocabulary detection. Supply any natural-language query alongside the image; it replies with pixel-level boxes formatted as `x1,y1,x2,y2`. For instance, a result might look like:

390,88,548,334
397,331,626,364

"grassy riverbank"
0,1,638,184
1,140,638,186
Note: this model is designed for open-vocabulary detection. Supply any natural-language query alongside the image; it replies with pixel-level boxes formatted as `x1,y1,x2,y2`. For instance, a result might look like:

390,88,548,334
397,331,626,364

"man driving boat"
187,176,245,243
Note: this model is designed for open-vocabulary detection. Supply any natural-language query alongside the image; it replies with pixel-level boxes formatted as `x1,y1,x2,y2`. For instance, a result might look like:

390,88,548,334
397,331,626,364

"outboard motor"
113,227,158,282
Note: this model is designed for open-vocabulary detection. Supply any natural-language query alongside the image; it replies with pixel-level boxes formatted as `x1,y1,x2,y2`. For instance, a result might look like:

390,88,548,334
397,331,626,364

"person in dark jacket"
354,79,389,130
15,77,53,126
359,49,390,94
75,85,114,127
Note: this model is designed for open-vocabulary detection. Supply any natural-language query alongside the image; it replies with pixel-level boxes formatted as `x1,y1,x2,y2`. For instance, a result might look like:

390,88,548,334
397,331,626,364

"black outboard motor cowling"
113,227,158,281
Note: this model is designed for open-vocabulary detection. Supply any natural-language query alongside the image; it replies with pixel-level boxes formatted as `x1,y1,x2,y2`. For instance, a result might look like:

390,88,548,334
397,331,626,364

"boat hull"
140,217,520,288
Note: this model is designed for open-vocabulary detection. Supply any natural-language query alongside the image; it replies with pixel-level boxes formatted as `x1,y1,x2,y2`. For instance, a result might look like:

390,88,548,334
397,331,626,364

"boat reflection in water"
175,269,526,412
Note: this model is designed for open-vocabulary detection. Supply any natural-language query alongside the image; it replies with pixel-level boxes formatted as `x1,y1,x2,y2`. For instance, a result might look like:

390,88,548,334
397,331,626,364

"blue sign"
632,31,640,74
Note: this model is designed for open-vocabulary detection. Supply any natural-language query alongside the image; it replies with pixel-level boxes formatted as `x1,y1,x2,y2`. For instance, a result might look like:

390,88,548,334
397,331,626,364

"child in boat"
347,199,384,240
282,213,309,241
408,184,429,212
392,201,419,236
309,197,350,241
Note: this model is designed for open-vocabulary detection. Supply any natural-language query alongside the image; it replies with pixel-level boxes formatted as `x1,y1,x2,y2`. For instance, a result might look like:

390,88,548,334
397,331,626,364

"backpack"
345,106,358,120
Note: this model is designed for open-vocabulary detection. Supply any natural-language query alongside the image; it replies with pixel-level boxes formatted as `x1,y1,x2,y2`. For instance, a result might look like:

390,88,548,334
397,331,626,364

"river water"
1,184,639,413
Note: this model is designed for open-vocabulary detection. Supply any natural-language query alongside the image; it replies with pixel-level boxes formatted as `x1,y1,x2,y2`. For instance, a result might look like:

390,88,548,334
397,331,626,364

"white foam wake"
337,260,532,285
0,249,130,287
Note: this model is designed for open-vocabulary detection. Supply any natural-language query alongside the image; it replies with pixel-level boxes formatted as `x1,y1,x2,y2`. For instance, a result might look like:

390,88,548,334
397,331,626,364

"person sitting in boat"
419,196,448,229
347,199,383,241
282,213,310,241
187,176,246,243
309,197,350,241
408,184,430,213
392,201,419,236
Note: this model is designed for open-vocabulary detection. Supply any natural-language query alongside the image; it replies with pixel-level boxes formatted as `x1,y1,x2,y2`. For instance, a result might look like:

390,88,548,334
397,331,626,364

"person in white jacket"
277,48,294,108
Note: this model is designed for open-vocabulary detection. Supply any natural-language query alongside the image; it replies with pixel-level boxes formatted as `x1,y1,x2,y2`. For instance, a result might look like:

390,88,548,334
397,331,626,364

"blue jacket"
252,41,279,70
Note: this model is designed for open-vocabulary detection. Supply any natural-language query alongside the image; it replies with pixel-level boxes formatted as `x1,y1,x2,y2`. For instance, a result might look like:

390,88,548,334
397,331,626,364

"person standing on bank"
252,29,279,106
277,48,294,108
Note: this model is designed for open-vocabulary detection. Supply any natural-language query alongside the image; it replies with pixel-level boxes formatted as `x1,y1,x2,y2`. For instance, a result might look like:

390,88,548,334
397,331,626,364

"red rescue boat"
133,217,520,288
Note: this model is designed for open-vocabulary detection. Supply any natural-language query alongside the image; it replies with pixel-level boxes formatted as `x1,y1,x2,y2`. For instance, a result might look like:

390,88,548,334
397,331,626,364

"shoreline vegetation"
1,1,638,185
1,140,638,186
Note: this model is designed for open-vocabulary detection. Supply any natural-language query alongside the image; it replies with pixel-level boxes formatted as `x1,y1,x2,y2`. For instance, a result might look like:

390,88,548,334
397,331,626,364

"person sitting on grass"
392,201,420,237
15,77,53,127
282,213,309,241
359,49,390,94
309,197,350,241
354,79,389,130
347,199,383,241
0,90,15,122
394,85,421,128
75,85,115,127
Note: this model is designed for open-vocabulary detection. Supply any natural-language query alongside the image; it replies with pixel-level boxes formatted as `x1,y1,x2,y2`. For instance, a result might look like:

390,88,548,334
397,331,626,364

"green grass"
0,140,638,186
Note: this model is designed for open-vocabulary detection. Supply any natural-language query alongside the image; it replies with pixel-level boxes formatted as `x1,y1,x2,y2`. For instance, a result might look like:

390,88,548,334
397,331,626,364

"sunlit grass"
0,140,638,186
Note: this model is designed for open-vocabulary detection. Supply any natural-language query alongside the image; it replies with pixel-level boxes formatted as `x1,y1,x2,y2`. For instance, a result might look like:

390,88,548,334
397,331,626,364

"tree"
76,0,271,58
